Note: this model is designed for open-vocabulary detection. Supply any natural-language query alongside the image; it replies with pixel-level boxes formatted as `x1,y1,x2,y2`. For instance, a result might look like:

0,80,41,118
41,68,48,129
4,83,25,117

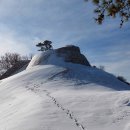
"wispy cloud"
0,23,33,55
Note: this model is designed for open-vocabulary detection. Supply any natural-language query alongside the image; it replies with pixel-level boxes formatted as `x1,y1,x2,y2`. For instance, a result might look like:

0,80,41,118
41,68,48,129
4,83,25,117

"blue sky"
0,0,130,81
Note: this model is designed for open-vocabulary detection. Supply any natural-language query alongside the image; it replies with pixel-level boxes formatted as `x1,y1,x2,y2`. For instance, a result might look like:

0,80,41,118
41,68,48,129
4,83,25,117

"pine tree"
85,0,130,27
36,40,53,51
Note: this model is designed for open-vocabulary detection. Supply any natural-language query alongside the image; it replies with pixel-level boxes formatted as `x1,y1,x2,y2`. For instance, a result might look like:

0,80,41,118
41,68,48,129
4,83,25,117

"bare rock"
56,45,91,66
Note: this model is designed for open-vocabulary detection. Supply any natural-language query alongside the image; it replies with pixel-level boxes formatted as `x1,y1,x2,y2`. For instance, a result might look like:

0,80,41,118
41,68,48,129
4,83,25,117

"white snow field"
0,50,130,130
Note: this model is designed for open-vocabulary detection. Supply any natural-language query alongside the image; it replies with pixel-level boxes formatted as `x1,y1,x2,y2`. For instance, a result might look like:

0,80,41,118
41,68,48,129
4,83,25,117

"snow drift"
27,48,129,91
0,46,130,130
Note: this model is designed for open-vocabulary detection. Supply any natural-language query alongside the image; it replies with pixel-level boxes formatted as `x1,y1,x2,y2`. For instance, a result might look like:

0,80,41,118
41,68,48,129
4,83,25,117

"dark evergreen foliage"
36,40,53,51
117,76,127,82
85,0,130,27
117,76,130,85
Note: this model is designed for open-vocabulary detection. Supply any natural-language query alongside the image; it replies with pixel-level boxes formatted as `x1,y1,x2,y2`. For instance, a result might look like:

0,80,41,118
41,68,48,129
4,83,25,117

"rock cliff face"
56,45,91,66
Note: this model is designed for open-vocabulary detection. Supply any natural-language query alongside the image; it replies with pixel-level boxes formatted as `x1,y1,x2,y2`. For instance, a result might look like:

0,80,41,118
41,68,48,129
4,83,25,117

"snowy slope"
0,50,130,130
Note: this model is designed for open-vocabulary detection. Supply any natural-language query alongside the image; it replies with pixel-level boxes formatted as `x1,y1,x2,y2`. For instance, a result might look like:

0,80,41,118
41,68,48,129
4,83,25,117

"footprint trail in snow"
27,83,87,130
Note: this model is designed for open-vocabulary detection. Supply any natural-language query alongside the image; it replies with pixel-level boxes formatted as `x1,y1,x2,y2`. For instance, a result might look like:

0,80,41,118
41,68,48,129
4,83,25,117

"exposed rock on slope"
56,45,91,66
27,45,91,69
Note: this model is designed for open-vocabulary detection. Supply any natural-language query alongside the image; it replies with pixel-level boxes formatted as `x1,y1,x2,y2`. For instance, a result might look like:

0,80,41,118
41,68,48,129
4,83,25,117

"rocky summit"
56,45,91,66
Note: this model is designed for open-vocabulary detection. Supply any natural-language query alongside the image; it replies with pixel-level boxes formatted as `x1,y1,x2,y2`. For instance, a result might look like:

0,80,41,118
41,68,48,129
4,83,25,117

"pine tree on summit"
36,40,53,51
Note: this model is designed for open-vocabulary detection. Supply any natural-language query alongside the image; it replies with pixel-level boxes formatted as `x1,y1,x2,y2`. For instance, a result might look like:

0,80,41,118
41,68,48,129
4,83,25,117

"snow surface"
0,50,130,130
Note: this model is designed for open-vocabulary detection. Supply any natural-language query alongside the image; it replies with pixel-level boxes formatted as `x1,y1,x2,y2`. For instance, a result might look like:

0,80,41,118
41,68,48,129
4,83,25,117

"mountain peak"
27,45,91,69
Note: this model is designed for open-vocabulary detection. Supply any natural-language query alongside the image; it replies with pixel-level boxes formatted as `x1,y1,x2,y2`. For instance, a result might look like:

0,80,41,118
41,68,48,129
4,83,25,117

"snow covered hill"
0,47,130,130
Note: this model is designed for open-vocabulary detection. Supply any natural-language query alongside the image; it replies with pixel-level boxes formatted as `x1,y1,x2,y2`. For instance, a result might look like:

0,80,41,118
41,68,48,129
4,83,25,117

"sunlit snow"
0,50,130,130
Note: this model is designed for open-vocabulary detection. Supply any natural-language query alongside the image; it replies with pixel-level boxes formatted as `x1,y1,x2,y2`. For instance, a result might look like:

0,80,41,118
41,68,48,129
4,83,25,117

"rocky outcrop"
56,45,91,66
